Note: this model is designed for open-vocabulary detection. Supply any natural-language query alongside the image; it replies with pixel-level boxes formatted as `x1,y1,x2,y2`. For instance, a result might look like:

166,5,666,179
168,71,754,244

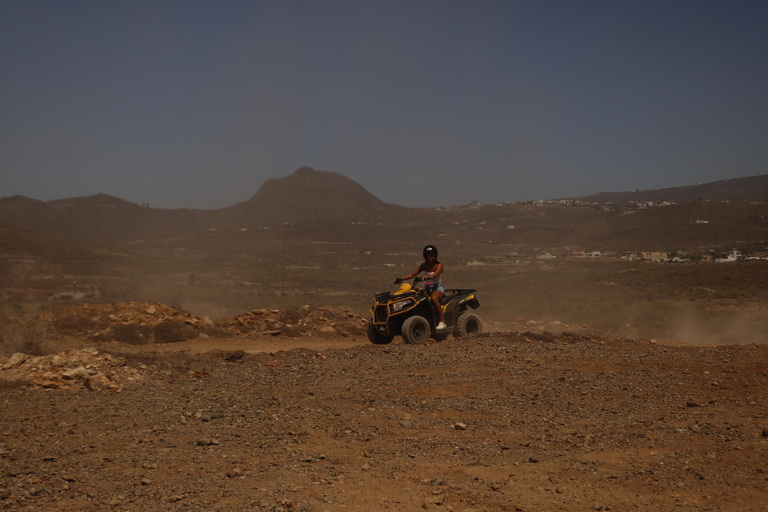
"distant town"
437,198,768,264
465,248,766,265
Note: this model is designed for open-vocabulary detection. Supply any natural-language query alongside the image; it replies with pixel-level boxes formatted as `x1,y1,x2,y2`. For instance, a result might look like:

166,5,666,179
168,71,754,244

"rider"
395,245,447,330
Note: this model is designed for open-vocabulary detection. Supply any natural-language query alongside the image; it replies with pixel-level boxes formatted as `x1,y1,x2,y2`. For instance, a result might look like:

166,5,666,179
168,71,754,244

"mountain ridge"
2,168,768,249
570,174,768,204
0,167,401,244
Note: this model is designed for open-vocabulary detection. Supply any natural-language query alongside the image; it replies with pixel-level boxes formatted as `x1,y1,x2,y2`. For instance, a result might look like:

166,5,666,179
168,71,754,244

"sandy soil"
105,335,367,356
2,331,768,512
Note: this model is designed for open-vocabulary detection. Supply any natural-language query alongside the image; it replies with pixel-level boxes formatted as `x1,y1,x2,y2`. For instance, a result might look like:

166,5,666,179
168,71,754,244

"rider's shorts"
425,282,444,294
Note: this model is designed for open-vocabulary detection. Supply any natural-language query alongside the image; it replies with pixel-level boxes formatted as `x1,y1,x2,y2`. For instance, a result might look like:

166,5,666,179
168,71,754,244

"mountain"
0,195,70,236
2,169,768,251
572,175,768,204
228,167,401,221
0,167,401,244
0,193,211,244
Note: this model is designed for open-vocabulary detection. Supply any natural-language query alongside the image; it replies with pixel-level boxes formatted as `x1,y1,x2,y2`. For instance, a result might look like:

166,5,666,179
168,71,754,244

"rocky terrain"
3,169,768,511
2,326,767,511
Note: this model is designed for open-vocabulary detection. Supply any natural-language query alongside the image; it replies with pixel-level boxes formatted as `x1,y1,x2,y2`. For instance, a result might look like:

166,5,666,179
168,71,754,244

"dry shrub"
111,323,153,345
109,321,197,344
0,304,54,357
52,313,108,335
159,351,194,373
108,350,193,374
152,321,197,343
0,379,25,390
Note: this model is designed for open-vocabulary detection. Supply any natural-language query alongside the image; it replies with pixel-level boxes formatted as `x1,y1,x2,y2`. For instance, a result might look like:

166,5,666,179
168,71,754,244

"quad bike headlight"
390,298,415,313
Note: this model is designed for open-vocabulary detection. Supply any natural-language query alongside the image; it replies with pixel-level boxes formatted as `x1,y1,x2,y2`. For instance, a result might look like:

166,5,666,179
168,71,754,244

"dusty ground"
2,326,768,511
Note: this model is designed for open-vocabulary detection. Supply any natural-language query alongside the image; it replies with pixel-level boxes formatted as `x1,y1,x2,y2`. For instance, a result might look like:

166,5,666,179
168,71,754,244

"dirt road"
2,332,768,511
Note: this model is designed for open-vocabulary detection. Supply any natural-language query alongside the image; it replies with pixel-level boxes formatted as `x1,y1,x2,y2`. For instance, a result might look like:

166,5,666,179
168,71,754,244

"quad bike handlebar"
393,276,423,285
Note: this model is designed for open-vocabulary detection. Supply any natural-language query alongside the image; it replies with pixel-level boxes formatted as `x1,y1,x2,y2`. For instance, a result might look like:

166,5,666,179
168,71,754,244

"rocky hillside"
573,174,768,204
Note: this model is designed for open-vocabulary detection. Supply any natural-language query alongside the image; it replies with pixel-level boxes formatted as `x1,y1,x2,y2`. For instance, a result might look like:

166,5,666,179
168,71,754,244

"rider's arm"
395,265,423,283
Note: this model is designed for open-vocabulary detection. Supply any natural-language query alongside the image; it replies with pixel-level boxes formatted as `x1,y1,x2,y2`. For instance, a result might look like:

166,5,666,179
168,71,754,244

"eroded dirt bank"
2,333,768,511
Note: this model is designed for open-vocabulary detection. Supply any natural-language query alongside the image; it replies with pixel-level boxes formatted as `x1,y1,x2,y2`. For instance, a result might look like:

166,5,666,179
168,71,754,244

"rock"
62,366,89,380
453,423,467,430
426,493,446,504
224,351,245,362
2,352,28,369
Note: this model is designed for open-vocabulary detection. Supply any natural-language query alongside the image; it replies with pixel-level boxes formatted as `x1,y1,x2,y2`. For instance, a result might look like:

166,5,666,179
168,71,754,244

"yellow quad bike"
367,277,482,345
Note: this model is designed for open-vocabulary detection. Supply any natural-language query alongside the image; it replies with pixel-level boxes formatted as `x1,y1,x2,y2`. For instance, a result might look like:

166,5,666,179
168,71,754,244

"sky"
1,1,767,210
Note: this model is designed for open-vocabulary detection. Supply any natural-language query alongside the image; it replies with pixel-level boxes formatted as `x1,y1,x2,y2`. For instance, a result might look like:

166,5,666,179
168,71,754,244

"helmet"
423,245,438,260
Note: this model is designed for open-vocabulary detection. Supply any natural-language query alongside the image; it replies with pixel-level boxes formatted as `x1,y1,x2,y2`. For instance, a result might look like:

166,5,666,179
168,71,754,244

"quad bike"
367,277,482,345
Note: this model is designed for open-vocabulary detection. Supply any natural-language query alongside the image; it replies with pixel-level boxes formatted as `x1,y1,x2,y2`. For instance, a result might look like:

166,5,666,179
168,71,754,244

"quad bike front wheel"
401,315,430,344
456,311,482,338
367,320,394,345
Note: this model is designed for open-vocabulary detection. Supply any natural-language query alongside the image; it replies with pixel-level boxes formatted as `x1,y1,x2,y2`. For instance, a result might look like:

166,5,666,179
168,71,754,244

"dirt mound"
44,302,367,343
49,301,213,344
217,305,367,337
0,347,143,390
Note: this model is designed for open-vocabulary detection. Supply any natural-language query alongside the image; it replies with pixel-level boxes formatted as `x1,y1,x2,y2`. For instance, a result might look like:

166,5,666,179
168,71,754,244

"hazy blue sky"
1,1,766,209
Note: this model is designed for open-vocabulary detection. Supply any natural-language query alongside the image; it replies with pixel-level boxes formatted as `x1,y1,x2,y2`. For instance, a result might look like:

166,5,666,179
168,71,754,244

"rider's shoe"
437,322,447,330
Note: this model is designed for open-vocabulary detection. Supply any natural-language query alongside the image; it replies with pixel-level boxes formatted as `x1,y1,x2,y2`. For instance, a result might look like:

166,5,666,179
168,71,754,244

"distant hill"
0,167,401,244
227,166,402,221
572,175,768,204
2,169,768,252
0,193,212,244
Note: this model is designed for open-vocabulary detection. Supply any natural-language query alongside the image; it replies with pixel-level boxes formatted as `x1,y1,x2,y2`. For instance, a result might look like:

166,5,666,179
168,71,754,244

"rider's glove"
393,278,403,285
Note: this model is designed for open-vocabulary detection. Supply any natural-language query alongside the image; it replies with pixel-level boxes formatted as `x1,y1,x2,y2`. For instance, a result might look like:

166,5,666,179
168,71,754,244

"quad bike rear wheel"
367,320,394,345
456,311,482,338
402,315,430,345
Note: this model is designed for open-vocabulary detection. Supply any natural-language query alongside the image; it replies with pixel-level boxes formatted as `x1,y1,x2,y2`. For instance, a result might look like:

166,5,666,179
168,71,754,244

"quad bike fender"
442,295,479,316
459,294,480,310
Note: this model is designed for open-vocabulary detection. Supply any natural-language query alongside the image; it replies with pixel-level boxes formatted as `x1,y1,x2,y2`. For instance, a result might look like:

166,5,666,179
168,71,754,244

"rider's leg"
431,290,445,325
